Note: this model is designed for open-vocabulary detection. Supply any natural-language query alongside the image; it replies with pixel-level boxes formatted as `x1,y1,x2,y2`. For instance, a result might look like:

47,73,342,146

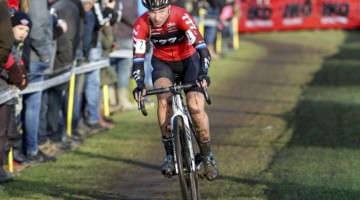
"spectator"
97,0,118,128
203,0,223,60
0,0,16,183
219,0,239,52
36,0,69,160
0,9,31,183
110,0,138,111
87,0,116,130
188,0,223,59
72,0,120,138
73,0,110,136
6,0,29,168
21,0,56,165
46,0,86,151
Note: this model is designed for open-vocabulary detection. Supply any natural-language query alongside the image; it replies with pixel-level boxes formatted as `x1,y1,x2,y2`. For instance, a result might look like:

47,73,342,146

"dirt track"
107,35,322,199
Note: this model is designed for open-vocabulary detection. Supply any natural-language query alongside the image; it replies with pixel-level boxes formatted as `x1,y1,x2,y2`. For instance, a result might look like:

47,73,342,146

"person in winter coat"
0,10,31,183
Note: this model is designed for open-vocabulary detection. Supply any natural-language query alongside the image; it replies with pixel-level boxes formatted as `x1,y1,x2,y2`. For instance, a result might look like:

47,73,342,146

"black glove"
198,74,211,87
132,80,146,102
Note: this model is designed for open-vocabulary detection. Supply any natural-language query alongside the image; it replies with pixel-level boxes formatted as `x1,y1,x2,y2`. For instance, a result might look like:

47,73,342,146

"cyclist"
132,0,218,181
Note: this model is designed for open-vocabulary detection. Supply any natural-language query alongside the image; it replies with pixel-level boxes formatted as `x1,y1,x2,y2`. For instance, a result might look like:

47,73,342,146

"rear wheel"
173,116,200,200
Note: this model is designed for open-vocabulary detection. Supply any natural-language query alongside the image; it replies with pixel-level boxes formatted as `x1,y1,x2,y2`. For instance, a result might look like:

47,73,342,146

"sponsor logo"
321,2,349,24
151,35,184,45
281,2,311,26
204,57,210,69
167,22,178,32
181,14,197,30
167,22,176,27
185,30,196,45
247,6,272,20
246,6,274,28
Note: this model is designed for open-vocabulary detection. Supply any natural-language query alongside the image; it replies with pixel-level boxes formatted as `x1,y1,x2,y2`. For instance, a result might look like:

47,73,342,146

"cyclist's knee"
188,104,205,122
189,107,206,131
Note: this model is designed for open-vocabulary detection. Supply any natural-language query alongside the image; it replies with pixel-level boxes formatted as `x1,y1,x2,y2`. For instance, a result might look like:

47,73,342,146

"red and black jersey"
132,5,210,85
133,5,207,61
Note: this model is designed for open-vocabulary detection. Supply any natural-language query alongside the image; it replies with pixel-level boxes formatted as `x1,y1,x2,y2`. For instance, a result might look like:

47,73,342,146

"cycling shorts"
151,53,202,93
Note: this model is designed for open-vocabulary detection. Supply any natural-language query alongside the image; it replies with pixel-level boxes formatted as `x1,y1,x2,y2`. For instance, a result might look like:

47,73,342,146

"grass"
266,30,360,199
200,29,360,200
1,29,360,199
1,111,161,199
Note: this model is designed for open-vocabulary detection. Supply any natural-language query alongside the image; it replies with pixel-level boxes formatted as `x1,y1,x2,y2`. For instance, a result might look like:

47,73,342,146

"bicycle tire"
173,116,200,200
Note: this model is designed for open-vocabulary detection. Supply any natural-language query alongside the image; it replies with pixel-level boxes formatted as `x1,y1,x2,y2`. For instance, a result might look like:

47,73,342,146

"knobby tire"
174,116,200,200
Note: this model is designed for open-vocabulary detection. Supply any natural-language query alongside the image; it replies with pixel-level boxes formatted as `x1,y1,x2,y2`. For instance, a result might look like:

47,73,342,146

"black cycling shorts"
151,53,202,93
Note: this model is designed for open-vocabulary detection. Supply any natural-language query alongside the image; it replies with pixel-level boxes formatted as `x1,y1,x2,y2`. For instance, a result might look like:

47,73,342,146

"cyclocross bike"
137,76,211,200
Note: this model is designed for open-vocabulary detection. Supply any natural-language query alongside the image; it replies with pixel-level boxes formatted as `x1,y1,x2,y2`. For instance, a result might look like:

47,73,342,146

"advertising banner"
239,0,360,32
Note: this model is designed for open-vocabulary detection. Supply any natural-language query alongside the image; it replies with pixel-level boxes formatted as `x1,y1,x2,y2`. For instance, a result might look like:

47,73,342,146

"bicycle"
136,76,211,200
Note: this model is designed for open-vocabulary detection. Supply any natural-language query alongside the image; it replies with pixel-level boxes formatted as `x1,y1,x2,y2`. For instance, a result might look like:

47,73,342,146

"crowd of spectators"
0,0,240,186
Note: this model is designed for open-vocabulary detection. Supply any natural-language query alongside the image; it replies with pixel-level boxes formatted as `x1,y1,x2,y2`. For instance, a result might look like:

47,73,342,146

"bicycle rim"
174,116,200,200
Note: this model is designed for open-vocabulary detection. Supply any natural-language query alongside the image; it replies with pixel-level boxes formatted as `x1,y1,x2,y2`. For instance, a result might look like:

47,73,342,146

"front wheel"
173,116,200,200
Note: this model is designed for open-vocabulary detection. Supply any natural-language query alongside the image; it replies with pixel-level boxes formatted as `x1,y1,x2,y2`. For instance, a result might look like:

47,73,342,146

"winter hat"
11,12,32,30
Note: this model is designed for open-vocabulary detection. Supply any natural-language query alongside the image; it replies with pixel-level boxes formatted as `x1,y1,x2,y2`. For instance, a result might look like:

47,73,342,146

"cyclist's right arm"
132,15,149,101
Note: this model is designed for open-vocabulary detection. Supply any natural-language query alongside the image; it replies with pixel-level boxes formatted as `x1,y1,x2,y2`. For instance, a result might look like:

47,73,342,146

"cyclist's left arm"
177,10,211,87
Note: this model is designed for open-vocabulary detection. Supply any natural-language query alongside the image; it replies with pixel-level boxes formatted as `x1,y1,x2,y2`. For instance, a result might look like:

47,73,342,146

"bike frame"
170,86,196,175
137,80,211,199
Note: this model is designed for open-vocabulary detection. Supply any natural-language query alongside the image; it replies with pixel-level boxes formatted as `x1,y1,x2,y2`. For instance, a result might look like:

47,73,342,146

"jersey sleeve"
132,16,149,85
133,16,149,60
176,9,206,48
176,9,211,75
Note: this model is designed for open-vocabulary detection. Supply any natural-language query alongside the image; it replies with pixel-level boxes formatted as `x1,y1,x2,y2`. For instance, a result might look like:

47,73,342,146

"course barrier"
1,49,133,172
0,59,110,104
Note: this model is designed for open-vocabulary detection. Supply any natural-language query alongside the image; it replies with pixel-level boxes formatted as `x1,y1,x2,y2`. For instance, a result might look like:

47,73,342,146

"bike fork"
171,114,196,175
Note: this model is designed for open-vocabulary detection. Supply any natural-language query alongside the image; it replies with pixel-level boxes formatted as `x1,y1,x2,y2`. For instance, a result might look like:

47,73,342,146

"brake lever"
137,91,148,116
200,80,212,105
